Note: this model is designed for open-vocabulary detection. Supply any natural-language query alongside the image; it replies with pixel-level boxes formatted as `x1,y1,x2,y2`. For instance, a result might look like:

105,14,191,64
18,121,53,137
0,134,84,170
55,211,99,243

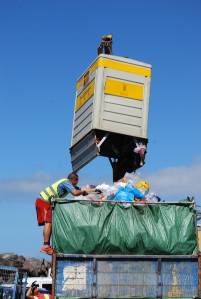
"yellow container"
70,54,152,172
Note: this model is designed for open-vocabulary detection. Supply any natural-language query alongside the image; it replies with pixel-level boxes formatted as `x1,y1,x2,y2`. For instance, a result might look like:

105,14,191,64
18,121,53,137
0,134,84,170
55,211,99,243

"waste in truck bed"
70,54,152,180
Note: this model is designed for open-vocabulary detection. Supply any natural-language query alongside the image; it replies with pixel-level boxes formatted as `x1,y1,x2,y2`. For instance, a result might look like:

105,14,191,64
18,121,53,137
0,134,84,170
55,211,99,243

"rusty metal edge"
52,252,57,298
198,254,201,298
54,253,198,259
156,258,162,299
52,198,195,205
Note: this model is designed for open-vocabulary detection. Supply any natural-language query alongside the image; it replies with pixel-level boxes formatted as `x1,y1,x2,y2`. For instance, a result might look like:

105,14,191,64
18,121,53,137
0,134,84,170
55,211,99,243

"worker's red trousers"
35,198,52,226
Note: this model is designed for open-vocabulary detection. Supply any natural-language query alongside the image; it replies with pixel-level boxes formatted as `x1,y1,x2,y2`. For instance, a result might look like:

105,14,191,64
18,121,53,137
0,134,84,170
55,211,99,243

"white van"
26,275,52,293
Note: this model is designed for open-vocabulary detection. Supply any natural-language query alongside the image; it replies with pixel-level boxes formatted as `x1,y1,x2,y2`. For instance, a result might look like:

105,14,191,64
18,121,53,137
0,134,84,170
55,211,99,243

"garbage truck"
51,199,201,299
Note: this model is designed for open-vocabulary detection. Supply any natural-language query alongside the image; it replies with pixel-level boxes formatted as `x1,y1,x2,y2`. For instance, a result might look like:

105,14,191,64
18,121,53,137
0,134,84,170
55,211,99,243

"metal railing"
0,266,27,299
0,266,18,299
52,196,195,205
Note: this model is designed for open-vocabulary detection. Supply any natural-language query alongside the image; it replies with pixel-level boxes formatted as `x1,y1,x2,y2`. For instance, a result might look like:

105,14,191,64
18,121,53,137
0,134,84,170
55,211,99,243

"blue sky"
0,0,201,257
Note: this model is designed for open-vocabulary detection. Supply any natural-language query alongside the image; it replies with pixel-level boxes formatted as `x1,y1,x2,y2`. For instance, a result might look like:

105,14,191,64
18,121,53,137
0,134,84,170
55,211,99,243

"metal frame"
54,253,198,259
52,252,57,299
52,198,195,205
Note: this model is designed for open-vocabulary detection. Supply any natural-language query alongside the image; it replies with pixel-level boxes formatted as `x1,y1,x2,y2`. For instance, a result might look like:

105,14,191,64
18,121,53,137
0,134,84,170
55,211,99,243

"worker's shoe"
40,245,54,255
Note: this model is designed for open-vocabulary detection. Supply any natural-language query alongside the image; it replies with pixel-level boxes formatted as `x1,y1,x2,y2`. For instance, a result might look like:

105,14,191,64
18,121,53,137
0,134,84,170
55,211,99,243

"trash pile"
81,173,161,203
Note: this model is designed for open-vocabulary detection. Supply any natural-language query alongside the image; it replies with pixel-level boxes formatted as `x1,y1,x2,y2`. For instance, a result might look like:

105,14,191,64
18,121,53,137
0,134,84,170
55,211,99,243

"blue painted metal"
0,266,18,299
55,257,199,298
97,260,158,298
161,260,198,298
56,259,94,297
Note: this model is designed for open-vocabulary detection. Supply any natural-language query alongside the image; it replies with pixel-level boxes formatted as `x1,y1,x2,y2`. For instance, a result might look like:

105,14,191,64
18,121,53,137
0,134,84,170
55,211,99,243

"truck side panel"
53,256,198,299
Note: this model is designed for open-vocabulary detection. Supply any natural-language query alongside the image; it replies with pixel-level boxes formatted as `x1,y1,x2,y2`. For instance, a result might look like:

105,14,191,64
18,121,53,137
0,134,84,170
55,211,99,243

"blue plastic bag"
114,183,144,201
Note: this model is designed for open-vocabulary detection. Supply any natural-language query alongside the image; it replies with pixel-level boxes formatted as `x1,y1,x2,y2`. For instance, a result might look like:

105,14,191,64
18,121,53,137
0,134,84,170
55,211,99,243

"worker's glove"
82,191,88,196
50,196,56,203
95,189,102,194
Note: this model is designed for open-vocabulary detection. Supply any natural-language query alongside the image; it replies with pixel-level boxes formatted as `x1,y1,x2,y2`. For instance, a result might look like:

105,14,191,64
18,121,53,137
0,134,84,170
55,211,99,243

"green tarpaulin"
52,201,197,255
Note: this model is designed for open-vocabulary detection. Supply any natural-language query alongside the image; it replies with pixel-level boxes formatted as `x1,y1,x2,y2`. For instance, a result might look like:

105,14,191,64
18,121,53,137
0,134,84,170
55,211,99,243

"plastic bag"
96,183,118,197
145,192,161,202
113,183,144,202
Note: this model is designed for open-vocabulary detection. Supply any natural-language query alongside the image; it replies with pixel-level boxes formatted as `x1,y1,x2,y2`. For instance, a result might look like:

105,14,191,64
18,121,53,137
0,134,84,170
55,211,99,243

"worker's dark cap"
68,172,79,180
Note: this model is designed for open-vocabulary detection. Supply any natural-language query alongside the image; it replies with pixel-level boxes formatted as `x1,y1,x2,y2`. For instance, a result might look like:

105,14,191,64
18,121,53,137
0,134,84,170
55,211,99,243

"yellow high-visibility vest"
40,178,69,202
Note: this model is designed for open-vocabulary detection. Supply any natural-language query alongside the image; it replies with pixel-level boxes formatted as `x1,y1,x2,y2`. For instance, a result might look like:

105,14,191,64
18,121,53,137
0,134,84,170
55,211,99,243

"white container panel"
104,95,143,108
72,97,94,146
141,77,151,137
73,122,92,145
103,110,142,127
103,100,143,118
73,115,92,137
74,106,93,128
74,97,94,120
73,108,92,135
92,67,104,129
104,68,146,85
101,119,142,137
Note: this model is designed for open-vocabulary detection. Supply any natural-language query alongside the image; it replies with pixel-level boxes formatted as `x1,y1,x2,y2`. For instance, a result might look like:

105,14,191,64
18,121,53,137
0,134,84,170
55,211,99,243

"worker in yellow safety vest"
35,172,100,255
26,281,52,299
